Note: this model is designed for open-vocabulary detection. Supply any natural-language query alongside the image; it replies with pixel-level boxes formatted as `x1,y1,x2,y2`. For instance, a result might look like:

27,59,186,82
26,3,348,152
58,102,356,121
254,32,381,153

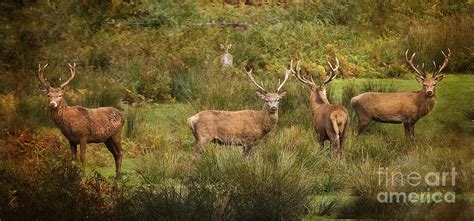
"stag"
294,58,349,157
351,49,451,141
187,61,294,156
38,63,125,177
220,43,233,68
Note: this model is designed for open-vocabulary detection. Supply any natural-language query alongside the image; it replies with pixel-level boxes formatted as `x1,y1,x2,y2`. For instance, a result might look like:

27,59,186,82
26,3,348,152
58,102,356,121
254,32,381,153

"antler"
433,48,451,77
277,60,294,92
405,49,425,77
294,60,316,87
37,63,51,88
245,68,267,93
61,63,76,88
322,57,339,86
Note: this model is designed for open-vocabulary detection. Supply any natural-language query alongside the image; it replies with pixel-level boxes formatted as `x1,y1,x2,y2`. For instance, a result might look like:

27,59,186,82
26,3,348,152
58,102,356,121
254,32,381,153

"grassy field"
1,1,473,219
76,74,474,219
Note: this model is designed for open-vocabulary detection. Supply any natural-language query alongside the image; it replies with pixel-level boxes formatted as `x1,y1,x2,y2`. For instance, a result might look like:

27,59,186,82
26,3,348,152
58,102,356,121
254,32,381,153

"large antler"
322,57,339,87
277,60,295,92
245,68,267,93
433,48,451,77
60,63,76,88
37,63,51,89
405,49,425,77
294,60,316,87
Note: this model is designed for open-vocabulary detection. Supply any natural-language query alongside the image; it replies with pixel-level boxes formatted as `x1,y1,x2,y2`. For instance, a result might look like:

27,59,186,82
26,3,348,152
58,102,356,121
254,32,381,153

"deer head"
38,63,76,108
220,44,232,53
405,49,450,97
294,58,340,98
244,61,293,114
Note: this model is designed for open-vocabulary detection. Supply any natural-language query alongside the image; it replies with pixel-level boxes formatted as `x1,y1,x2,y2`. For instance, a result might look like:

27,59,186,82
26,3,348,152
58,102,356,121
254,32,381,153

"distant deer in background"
188,61,294,156
351,49,450,141
220,43,233,68
294,58,349,157
38,63,125,177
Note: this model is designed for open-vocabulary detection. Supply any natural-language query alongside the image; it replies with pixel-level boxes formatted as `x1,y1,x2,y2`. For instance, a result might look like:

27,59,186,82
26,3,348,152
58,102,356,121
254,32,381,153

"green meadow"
1,1,473,220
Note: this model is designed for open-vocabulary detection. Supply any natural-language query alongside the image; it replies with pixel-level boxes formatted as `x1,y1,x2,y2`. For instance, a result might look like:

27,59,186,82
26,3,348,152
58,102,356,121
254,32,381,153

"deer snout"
426,90,434,97
49,101,58,108
269,106,277,112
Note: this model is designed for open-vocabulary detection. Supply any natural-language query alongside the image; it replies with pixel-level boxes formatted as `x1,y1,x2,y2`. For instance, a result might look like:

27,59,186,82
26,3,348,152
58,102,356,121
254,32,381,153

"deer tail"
187,114,199,136
330,113,345,140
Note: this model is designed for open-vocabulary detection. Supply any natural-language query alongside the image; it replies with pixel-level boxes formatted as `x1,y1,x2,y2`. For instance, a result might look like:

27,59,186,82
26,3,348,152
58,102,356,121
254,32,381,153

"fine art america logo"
377,167,457,203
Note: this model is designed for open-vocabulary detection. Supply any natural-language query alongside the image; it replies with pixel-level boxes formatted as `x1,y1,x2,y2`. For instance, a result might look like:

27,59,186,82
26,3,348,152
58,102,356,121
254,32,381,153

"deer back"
52,105,124,143
351,91,433,123
189,110,273,144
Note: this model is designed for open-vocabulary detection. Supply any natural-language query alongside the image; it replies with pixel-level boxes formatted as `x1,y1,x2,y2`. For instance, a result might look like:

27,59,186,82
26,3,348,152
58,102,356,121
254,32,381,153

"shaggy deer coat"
294,59,349,157
188,61,293,155
351,49,450,141
38,63,125,177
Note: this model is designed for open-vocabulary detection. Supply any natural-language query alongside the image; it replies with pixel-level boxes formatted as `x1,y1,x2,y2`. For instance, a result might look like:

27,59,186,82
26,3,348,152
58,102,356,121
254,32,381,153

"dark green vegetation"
1,0,473,220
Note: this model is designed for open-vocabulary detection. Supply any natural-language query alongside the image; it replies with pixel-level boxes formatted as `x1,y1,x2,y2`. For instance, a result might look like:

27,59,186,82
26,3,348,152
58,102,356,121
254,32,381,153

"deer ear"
62,84,72,91
39,84,49,94
220,44,225,49
256,91,266,99
228,44,232,49
434,75,444,83
415,76,424,83
278,91,287,98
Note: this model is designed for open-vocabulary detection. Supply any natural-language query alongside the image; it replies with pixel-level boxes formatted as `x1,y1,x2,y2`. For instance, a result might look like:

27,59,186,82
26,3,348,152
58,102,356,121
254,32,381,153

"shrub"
10,95,53,131
131,182,219,220
193,145,317,220
78,78,125,109
0,147,124,220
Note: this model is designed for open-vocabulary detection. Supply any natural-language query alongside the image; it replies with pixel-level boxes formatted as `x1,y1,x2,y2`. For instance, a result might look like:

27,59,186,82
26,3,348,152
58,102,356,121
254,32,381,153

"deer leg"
105,135,123,178
69,141,78,161
243,145,253,157
329,134,341,158
403,123,415,142
79,138,87,170
403,123,414,142
112,134,123,178
318,138,324,150
339,132,347,158
410,124,415,141
193,136,209,154
356,117,371,136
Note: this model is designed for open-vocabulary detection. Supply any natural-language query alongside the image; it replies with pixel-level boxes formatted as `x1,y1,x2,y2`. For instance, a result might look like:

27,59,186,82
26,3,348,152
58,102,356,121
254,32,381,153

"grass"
1,79,473,219
69,74,474,219
1,1,473,219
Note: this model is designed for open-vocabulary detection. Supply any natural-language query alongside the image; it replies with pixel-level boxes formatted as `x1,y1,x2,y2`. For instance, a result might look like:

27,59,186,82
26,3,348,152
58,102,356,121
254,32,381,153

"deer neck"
416,91,436,117
310,90,330,112
261,105,279,132
49,98,69,125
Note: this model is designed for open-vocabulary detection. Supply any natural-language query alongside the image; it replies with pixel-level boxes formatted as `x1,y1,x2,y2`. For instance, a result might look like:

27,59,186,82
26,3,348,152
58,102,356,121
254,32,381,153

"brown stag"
351,49,451,141
38,63,125,177
294,58,349,157
187,61,294,156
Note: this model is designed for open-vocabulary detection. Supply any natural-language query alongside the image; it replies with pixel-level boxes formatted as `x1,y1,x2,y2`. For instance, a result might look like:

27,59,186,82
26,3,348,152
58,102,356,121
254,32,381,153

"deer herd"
37,46,451,178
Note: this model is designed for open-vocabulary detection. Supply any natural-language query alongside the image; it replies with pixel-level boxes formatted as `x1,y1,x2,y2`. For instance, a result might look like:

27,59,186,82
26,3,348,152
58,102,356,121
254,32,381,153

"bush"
10,95,53,131
131,182,219,220
77,78,125,109
0,147,124,220
193,145,317,220
405,15,474,73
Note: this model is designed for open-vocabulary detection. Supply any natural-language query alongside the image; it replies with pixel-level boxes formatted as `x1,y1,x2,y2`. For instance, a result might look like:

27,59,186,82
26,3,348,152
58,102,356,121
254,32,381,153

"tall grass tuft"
131,182,219,220
192,144,317,220
78,78,125,109
10,95,53,131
